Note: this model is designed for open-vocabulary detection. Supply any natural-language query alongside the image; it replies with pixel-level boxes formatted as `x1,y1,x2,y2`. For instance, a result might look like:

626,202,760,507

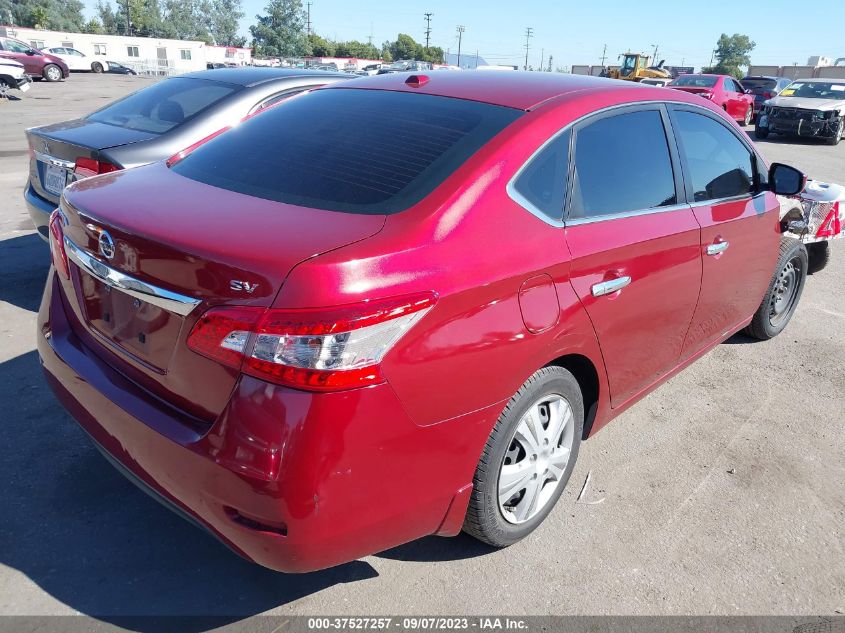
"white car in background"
42,47,108,73
639,77,671,87
0,57,31,97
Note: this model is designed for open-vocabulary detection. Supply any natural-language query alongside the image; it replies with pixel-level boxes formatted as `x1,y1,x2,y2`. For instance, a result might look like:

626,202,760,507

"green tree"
388,33,420,61
84,18,104,33
702,33,756,78
30,5,48,28
250,0,310,57
308,33,335,57
208,0,245,46
97,0,118,34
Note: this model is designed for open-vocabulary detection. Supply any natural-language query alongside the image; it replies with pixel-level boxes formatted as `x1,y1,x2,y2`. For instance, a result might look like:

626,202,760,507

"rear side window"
87,78,239,134
511,129,571,221
172,89,522,215
569,110,676,220
673,111,754,202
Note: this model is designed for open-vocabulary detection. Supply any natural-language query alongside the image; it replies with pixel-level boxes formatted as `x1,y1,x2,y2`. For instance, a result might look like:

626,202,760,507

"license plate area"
78,271,184,372
43,163,68,196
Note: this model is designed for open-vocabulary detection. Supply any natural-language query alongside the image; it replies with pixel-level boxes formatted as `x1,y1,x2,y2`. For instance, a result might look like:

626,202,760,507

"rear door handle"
591,276,632,297
706,240,730,256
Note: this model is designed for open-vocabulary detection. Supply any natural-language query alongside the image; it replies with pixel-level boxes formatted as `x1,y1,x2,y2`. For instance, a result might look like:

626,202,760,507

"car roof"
324,71,656,110
177,67,349,87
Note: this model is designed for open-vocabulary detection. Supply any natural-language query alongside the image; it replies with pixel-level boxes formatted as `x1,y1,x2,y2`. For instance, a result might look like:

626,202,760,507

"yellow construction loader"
606,53,672,82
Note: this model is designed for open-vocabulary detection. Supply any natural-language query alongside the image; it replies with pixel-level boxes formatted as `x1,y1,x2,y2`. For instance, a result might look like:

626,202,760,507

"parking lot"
0,74,843,622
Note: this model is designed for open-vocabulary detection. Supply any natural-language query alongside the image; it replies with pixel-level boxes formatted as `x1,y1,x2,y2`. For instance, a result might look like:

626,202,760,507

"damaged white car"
756,78,845,145
0,57,30,99
780,179,845,273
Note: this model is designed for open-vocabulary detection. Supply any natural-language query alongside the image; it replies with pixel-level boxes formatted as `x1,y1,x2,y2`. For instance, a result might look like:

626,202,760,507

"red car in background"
39,72,807,573
0,36,69,81
668,73,755,126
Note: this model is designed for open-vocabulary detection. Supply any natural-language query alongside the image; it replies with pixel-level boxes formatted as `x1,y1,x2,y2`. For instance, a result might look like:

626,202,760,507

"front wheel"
807,241,830,274
463,366,583,547
744,237,808,340
43,64,62,82
826,120,843,146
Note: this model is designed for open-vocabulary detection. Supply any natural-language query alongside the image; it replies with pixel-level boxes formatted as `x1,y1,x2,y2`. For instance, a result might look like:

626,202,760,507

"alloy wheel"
498,394,575,524
45,65,61,81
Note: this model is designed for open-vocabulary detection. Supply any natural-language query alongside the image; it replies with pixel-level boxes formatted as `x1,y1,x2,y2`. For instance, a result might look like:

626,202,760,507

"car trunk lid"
27,120,157,205
56,162,386,422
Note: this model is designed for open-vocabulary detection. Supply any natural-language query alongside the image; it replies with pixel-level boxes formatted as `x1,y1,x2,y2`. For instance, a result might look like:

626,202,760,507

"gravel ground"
0,75,842,623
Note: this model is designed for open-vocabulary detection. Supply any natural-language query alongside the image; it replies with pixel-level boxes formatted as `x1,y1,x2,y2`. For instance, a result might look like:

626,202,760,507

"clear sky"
83,0,845,70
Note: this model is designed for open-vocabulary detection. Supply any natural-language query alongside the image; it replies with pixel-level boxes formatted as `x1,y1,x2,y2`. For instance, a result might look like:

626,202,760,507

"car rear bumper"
25,180,55,241
38,270,495,572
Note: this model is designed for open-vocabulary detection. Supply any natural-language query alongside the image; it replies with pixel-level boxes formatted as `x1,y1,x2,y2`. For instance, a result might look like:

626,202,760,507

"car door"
668,105,781,357
0,38,35,74
720,77,739,118
564,105,703,407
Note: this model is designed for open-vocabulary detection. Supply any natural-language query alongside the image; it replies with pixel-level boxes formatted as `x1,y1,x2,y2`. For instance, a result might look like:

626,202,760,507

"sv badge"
230,280,259,294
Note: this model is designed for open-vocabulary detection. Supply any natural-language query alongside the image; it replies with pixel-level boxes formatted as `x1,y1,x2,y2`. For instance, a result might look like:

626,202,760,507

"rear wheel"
807,241,831,274
43,64,62,82
92,62,104,73
744,237,808,340
742,106,753,127
463,366,583,547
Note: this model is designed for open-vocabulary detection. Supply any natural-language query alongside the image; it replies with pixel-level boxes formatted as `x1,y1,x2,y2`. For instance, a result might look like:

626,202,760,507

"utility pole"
651,44,659,63
523,27,533,70
306,1,312,36
123,0,131,36
539,48,544,72
456,25,465,67
600,43,607,67
709,48,716,69
424,13,433,51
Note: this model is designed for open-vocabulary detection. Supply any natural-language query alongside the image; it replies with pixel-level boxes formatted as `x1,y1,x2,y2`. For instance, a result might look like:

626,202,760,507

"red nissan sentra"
39,72,808,572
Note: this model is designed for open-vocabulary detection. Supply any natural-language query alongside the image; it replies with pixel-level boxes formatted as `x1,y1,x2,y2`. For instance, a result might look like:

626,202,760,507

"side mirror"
769,163,806,196
27,49,37,55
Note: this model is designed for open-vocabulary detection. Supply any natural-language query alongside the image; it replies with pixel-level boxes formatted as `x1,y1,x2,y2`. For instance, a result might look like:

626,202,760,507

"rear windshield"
740,78,776,93
672,75,718,88
171,88,522,215
87,77,239,134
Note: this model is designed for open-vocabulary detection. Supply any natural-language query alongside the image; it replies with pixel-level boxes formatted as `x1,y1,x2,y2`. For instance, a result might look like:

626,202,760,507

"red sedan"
40,72,807,572
668,73,755,125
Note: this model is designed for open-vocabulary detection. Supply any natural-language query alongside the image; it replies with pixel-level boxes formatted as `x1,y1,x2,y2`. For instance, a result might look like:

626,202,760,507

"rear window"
171,88,522,215
87,77,239,134
741,78,777,93
671,75,718,88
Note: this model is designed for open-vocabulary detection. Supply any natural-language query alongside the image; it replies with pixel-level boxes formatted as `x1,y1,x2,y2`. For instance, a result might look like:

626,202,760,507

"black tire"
92,62,104,73
825,121,843,146
744,237,808,340
755,123,769,139
742,106,753,127
43,64,62,82
807,241,831,274
463,365,583,547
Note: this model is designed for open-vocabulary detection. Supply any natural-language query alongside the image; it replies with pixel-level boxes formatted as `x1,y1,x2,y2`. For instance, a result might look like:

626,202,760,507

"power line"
456,25,465,67
424,12,433,51
523,27,533,70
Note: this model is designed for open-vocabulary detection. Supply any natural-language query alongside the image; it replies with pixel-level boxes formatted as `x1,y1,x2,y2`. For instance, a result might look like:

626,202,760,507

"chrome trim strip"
34,151,75,170
592,276,632,297
63,237,201,317
565,202,692,227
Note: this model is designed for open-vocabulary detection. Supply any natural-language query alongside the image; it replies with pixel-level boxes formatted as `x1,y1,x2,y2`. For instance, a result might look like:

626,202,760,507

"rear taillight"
187,292,436,391
48,208,69,279
762,91,774,99
74,157,120,178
